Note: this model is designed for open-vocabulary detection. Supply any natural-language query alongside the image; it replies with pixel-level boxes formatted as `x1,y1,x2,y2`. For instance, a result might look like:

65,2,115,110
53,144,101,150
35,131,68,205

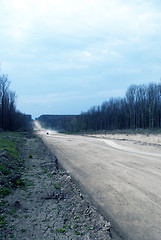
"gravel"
1,133,112,240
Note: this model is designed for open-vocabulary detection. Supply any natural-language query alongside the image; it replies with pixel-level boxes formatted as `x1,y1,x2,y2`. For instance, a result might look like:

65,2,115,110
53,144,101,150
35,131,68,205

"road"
34,122,161,240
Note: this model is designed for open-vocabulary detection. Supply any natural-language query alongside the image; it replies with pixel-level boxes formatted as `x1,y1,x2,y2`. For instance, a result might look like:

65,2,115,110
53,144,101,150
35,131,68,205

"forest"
0,75,31,131
38,82,161,133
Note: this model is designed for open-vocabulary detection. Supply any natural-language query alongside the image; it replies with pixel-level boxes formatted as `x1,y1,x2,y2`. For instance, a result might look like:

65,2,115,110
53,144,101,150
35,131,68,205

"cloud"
2,0,160,40
18,88,125,109
1,0,161,117
19,92,80,105
1,0,161,57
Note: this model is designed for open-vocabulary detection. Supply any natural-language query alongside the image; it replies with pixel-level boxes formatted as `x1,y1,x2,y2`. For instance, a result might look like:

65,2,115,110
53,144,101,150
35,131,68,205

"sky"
0,0,161,119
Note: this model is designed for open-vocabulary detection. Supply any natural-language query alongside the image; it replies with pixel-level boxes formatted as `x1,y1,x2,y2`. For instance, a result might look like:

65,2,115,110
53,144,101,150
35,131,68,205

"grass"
53,183,61,190
0,200,8,208
43,168,48,173
56,228,66,233
0,132,27,235
63,224,70,229
0,214,6,229
0,164,11,175
4,146,19,159
0,133,21,159
8,208,17,216
73,224,78,229
0,187,12,197
75,230,81,235
23,179,34,187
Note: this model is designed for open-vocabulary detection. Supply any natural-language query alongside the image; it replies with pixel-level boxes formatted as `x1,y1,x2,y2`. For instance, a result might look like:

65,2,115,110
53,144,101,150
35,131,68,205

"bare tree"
0,74,31,131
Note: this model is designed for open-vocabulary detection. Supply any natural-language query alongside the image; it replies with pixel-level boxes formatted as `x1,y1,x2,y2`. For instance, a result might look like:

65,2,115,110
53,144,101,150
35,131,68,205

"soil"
86,131,161,148
35,123,161,240
1,132,112,240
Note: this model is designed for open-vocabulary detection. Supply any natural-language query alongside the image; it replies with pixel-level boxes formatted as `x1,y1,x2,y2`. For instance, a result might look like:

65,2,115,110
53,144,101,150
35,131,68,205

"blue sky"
0,0,161,119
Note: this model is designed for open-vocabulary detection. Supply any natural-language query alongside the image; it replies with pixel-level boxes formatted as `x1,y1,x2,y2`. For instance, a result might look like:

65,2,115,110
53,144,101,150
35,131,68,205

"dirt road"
35,122,161,240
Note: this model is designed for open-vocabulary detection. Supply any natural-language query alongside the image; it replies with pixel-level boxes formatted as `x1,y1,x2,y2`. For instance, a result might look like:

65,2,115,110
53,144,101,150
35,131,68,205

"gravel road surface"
35,122,161,240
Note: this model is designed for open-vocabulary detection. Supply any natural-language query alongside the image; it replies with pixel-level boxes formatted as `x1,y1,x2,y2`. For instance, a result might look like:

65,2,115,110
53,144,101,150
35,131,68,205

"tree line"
38,82,161,133
0,75,31,131
37,115,77,132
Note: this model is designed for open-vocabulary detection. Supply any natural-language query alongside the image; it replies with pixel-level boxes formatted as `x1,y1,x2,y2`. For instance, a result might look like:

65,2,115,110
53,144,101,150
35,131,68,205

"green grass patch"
0,187,12,197
43,168,48,173
0,164,11,175
53,183,61,190
4,146,19,159
63,224,70,229
0,134,20,159
0,214,7,229
75,230,81,235
73,224,78,229
8,208,17,216
23,179,35,187
0,132,25,197
56,228,66,233
0,132,31,239
0,200,8,208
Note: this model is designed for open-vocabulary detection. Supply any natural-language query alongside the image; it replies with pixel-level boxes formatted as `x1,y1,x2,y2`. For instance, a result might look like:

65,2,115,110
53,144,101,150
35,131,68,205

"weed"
88,225,94,230
42,219,47,222
13,213,19,218
30,173,35,177
75,230,81,235
4,146,19,159
0,200,8,208
0,214,6,228
8,208,17,215
0,186,12,197
0,164,11,175
73,224,78,229
27,192,32,196
0,136,19,159
15,179,22,186
0,133,24,199
54,184,61,190
43,168,48,173
10,235,17,240
29,154,33,158
23,179,34,187
63,224,70,229
9,233,15,239
56,228,65,233
20,178,34,191
47,173,53,178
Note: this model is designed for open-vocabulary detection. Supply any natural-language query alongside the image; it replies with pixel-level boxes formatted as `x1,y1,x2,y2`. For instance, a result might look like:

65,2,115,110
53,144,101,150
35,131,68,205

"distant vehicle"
46,132,49,135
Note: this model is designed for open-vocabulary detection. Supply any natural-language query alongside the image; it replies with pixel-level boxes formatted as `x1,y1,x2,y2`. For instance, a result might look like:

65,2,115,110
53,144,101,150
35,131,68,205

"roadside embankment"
0,132,112,240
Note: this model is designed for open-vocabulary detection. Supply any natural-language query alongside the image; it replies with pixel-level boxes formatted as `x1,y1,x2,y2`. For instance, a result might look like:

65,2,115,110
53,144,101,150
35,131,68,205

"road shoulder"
1,132,112,240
